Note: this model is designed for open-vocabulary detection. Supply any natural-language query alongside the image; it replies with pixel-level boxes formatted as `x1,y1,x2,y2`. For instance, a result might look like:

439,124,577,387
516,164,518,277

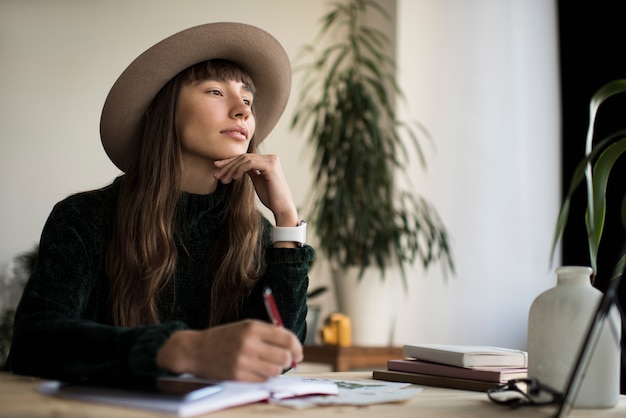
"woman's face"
176,78,256,166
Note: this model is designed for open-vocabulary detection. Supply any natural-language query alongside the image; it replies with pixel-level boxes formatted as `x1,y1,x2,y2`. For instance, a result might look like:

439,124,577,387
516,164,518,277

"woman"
7,23,314,383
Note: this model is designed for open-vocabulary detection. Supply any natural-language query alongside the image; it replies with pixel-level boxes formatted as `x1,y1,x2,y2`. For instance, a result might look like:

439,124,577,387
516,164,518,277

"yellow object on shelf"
321,313,352,347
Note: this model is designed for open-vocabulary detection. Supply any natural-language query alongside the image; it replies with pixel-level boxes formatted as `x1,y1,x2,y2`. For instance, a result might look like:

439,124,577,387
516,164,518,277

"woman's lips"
221,126,249,141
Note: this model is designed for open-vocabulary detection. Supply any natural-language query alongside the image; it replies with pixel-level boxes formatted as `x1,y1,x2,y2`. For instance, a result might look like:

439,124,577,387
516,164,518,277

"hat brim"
100,22,291,172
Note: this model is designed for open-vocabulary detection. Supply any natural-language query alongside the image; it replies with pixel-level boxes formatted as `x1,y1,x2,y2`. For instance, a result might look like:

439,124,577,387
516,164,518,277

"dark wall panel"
558,0,626,393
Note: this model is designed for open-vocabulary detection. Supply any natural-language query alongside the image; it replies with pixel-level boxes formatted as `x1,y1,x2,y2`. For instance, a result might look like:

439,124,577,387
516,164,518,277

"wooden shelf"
303,345,403,372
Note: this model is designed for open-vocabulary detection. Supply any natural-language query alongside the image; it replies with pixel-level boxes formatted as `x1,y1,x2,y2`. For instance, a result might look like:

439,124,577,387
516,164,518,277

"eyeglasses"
487,378,564,408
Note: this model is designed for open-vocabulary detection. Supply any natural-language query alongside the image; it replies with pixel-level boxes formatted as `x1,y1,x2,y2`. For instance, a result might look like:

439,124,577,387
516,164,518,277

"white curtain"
394,0,561,349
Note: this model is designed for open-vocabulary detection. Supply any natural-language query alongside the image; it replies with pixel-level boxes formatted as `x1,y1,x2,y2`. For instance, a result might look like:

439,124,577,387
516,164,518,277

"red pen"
263,287,297,370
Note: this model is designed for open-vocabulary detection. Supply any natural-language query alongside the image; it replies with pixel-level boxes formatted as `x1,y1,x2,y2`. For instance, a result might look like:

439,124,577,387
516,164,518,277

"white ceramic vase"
527,266,621,408
332,266,401,346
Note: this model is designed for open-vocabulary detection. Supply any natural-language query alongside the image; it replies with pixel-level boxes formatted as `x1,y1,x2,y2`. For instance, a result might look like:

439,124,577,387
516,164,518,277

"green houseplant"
291,0,454,289
291,0,455,345
551,79,626,279
0,246,37,366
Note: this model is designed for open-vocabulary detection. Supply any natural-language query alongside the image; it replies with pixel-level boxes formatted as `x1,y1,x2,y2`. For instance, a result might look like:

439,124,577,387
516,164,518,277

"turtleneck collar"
176,183,230,240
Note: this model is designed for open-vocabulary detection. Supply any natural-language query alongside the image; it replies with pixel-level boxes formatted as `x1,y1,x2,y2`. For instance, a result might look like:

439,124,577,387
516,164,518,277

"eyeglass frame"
487,378,564,408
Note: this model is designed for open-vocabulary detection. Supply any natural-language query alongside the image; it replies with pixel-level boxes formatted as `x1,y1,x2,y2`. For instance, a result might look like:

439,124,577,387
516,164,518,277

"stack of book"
372,343,528,392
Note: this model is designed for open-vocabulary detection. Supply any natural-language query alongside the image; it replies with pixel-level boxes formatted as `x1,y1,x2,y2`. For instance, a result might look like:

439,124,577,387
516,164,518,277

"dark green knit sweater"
7,178,315,381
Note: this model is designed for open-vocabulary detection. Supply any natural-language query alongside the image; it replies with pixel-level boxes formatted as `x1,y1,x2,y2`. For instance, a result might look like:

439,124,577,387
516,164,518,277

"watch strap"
272,221,307,247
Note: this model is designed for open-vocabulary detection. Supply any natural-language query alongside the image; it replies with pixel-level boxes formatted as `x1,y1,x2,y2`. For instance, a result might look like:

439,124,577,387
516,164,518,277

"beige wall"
0,0,324,268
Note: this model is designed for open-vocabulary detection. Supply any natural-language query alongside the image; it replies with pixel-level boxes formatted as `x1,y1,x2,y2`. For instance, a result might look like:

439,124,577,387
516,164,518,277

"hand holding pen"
263,287,298,370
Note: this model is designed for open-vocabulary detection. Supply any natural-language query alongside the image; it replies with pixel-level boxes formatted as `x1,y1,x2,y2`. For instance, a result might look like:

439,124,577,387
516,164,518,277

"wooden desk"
3,371,625,417
303,345,403,371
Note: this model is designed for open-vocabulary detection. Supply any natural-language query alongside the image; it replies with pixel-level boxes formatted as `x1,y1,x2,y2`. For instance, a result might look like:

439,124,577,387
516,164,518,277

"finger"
262,327,303,364
213,156,238,167
214,155,259,182
225,353,283,382
232,328,293,379
193,321,285,382
216,155,280,180
256,343,295,370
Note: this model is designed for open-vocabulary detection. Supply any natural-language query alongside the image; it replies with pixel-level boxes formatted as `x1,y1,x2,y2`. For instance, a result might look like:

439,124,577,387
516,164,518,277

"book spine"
372,370,498,392
387,361,501,383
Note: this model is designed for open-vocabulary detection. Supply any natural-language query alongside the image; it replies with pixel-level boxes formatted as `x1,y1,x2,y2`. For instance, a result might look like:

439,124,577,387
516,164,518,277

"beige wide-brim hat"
100,22,291,171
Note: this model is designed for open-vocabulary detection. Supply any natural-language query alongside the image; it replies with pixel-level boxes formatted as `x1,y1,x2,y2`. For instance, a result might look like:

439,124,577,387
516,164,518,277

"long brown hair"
106,60,263,327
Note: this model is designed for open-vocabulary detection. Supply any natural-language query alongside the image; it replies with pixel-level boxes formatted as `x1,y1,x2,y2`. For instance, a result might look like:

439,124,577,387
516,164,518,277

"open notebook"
38,374,339,417
554,257,625,418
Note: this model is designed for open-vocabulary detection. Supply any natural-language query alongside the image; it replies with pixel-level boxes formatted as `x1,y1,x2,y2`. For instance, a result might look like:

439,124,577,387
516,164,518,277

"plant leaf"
586,137,626,272
551,79,626,272
583,80,626,259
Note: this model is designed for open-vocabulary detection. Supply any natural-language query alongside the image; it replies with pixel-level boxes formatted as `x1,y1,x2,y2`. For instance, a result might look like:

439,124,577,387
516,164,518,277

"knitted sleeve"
241,218,316,343
7,189,189,381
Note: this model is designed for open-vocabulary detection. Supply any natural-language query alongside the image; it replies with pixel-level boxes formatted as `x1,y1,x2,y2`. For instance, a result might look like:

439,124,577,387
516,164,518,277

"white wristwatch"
271,220,307,247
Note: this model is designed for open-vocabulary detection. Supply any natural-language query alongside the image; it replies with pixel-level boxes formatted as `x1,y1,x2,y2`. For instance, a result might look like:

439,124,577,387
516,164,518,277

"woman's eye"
243,98,252,106
206,89,222,96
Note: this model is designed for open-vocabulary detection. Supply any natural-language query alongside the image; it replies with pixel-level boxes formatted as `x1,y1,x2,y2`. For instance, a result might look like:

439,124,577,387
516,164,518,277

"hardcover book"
387,359,527,383
402,344,528,368
372,370,500,392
